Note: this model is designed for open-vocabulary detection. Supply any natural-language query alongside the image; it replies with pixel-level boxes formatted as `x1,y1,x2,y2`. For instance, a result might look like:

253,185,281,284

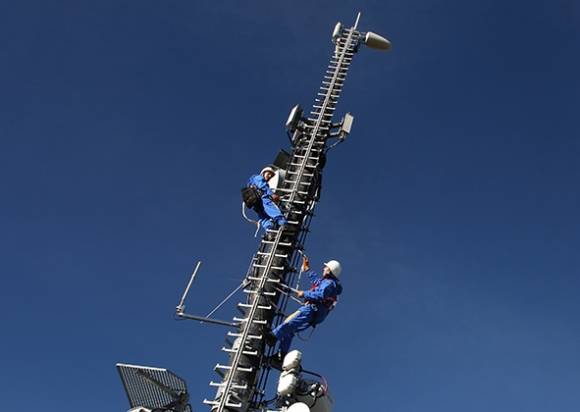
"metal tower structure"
202,13,391,412
116,11,390,412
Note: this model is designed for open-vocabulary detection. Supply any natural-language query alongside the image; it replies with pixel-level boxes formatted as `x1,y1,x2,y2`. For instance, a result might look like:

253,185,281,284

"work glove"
271,194,280,203
301,256,310,272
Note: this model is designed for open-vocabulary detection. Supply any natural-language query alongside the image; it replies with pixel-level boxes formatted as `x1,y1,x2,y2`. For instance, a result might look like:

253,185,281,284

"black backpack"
241,185,261,209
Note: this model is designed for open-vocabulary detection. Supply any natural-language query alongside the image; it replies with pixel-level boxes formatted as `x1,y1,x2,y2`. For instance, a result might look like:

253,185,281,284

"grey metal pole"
176,261,202,313
177,312,239,328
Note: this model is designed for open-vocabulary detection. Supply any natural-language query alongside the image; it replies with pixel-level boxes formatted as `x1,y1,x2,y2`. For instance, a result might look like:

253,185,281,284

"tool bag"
241,185,261,209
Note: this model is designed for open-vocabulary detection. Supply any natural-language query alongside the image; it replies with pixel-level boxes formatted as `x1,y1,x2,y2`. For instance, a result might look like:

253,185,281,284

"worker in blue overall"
267,257,343,365
247,166,288,231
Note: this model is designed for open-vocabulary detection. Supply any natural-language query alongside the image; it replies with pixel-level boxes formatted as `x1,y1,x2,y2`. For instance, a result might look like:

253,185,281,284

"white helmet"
324,260,342,277
260,166,276,176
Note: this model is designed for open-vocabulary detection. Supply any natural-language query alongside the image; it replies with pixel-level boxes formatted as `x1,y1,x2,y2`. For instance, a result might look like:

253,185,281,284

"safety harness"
305,276,340,311
293,277,340,341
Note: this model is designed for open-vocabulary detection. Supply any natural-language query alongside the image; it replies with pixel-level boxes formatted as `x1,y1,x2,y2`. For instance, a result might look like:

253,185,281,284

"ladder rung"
247,276,281,283
312,98,337,110
322,78,344,83
228,331,262,340
311,111,335,117
215,363,253,373
324,72,346,78
238,302,272,310
318,85,342,89
284,180,312,186
209,381,248,390
261,240,292,247
298,148,322,153
331,61,350,67
310,111,333,116
221,347,259,356
330,58,352,64
287,209,306,216
294,155,320,160
279,198,306,204
319,87,342,93
325,73,348,79
333,50,354,56
202,399,242,409
332,45,354,52
307,119,331,125
243,289,276,296
286,171,314,177
319,88,341,94
252,263,285,271
256,251,288,258
320,82,343,88
303,123,330,130
288,163,316,168
232,317,267,325
276,188,309,196
325,67,348,72
318,85,340,91
317,91,338,97
312,101,336,108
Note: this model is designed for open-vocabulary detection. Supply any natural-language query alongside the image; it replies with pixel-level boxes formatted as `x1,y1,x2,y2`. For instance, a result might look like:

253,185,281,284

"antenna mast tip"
354,12,362,29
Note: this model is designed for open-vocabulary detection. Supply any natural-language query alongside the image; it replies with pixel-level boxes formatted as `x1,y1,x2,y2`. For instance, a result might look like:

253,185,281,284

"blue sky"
1,1,579,411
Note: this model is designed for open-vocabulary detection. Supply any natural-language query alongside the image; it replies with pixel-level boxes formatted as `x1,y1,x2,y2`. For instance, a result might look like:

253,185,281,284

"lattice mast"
204,13,391,412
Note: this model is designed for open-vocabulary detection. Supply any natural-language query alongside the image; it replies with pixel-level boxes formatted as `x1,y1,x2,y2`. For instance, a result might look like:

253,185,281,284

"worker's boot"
264,331,277,347
268,351,286,371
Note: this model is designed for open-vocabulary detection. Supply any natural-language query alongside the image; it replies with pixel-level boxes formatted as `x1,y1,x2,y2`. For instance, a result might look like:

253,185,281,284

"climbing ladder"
113,12,391,412
203,15,368,412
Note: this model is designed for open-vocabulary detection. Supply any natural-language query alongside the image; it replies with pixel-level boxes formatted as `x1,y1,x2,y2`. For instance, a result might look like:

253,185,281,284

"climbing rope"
241,202,260,237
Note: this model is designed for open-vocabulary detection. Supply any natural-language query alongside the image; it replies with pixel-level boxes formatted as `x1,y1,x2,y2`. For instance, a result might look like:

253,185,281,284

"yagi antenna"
175,261,240,328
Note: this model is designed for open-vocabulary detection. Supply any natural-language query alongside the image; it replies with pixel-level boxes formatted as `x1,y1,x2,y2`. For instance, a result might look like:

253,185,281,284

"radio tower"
116,12,391,412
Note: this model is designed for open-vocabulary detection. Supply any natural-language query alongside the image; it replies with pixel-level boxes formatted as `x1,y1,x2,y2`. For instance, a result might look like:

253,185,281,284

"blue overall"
247,174,287,231
272,270,343,354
